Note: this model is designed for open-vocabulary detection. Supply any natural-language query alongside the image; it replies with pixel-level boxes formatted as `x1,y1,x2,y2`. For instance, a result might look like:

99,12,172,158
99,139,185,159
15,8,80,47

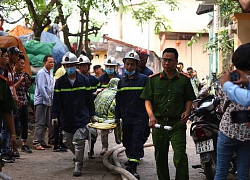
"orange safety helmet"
135,47,149,61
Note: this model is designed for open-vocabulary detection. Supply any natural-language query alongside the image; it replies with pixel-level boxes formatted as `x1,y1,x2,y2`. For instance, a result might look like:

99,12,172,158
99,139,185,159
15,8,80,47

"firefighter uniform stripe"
129,158,140,163
101,84,108,88
90,86,98,90
54,86,91,92
117,87,144,92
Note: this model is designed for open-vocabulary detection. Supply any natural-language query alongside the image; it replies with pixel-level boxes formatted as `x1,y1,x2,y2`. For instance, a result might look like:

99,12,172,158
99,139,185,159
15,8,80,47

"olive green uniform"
0,77,17,116
140,70,195,180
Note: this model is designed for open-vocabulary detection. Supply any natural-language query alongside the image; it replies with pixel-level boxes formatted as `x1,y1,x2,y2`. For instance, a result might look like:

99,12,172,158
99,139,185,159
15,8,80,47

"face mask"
66,66,76,75
125,69,136,76
106,68,114,75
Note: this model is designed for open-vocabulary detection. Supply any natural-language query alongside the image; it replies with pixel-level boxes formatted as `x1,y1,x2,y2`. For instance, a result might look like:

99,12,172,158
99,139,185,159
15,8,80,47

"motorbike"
189,95,221,180
189,94,236,180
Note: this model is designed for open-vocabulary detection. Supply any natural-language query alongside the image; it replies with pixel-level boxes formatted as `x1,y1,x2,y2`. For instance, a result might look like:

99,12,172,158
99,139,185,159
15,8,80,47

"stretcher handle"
154,124,172,130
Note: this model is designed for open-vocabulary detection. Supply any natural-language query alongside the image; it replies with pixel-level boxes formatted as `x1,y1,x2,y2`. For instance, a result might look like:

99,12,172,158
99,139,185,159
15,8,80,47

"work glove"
90,116,97,123
51,118,58,126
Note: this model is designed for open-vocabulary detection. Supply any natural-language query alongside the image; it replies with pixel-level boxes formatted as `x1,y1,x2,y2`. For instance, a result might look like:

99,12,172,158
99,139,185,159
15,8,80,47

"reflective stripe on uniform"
54,86,91,92
101,84,108,88
129,158,140,163
117,87,144,92
90,86,98,90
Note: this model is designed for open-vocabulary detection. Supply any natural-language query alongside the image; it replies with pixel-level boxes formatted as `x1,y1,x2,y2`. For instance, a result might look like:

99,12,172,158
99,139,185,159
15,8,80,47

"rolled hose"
112,146,128,180
0,172,12,180
103,142,154,180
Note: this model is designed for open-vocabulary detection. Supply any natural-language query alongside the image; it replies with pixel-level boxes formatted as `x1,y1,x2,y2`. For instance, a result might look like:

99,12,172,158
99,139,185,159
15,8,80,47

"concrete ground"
2,122,237,180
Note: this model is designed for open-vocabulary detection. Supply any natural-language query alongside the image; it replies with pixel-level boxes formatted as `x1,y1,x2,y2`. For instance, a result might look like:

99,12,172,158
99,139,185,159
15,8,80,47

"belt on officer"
156,116,180,121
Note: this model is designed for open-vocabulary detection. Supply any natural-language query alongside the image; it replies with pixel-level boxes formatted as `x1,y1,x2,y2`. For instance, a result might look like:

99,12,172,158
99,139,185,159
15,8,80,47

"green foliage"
1,0,26,20
187,29,208,46
165,0,179,11
188,0,240,69
154,17,172,34
202,0,239,68
203,29,233,53
216,0,241,26
1,0,56,23
132,2,156,22
203,29,234,68
1,0,118,59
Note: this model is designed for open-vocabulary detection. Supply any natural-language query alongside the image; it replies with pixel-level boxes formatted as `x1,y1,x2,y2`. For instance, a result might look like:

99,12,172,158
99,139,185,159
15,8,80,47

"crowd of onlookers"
0,47,32,164
176,62,202,98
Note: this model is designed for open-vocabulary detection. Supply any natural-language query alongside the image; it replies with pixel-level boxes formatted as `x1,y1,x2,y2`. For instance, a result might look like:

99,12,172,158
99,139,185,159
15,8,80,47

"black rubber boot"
53,123,59,148
53,125,67,152
53,123,60,152
73,162,82,177
126,161,140,180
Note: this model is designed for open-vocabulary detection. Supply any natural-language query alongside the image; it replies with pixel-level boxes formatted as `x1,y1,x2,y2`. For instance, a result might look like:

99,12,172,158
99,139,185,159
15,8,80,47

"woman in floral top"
215,43,250,180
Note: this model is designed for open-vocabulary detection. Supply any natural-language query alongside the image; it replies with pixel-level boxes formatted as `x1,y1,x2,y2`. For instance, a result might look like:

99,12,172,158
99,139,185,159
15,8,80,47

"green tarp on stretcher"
94,78,120,122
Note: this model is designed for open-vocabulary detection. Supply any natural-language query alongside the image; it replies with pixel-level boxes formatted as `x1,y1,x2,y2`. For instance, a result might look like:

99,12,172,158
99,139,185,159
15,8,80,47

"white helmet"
77,54,92,65
122,50,140,63
104,56,117,66
61,52,78,64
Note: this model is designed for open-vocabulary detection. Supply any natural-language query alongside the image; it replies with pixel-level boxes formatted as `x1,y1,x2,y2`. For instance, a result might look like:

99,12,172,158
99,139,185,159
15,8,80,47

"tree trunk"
85,11,92,60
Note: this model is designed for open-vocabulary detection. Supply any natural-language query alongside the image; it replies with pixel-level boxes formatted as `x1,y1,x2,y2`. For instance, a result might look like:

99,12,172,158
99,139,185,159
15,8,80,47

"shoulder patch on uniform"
149,72,160,78
180,72,190,78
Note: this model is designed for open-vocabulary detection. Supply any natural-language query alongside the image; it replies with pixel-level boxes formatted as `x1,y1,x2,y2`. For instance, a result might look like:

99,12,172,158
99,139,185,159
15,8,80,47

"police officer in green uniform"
0,76,17,138
140,48,196,180
0,47,17,150
0,67,18,169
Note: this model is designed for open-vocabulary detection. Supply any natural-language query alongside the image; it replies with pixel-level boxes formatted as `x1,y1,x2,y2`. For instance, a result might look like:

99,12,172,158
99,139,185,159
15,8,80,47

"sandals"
41,144,52,148
33,145,45,150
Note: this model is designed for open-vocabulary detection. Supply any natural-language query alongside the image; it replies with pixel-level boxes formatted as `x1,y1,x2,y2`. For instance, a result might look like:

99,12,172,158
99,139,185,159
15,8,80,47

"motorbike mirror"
200,101,214,111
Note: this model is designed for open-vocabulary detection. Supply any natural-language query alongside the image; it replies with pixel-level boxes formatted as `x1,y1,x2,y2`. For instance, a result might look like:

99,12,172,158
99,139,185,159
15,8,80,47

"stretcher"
88,122,117,130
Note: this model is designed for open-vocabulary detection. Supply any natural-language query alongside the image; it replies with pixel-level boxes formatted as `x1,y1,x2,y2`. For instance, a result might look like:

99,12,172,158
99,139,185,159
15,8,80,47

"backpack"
47,25,54,34
47,25,57,35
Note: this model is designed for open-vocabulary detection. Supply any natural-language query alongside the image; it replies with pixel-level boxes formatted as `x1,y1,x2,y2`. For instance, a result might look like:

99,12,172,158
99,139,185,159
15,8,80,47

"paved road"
2,122,236,180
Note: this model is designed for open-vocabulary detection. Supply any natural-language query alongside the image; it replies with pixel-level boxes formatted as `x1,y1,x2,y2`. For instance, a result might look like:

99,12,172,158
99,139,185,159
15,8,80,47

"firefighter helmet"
104,56,117,66
122,50,140,63
77,54,92,65
136,47,149,61
61,52,78,64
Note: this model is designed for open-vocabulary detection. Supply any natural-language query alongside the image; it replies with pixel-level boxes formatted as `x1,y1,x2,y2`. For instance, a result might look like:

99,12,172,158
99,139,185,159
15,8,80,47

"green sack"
27,53,35,61
28,84,36,94
27,93,34,105
24,40,55,55
29,54,45,67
